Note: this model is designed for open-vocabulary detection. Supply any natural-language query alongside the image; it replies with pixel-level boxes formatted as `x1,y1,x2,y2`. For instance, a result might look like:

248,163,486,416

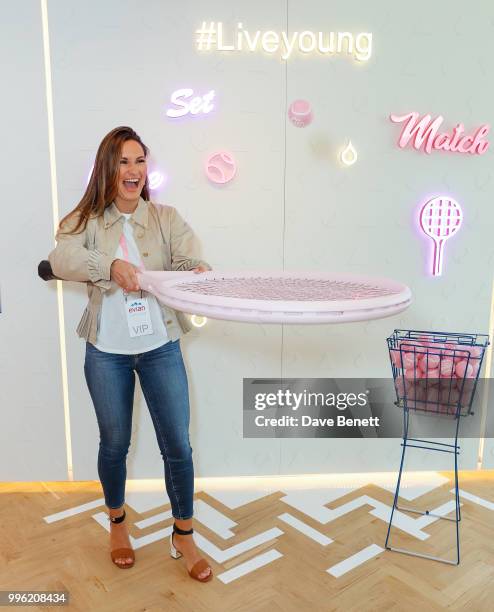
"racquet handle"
38,260,60,281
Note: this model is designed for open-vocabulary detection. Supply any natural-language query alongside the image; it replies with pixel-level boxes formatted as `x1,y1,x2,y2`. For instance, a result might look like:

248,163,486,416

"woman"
48,126,213,582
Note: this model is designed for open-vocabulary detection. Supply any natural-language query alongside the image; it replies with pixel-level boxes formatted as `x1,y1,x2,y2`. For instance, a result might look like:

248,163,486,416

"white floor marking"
91,511,173,549
278,513,333,545
124,490,170,513
135,509,173,529
378,473,449,501
43,498,105,523
281,488,357,522
217,549,283,584
454,489,494,510
193,499,238,539
205,489,275,509
327,544,384,578
193,528,284,563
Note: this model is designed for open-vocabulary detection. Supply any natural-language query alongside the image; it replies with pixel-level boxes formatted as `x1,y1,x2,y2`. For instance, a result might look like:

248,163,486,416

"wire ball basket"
387,329,489,417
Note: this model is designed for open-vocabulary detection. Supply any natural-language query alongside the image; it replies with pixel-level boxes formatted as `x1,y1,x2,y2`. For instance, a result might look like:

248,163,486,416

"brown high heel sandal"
109,509,135,569
170,523,213,582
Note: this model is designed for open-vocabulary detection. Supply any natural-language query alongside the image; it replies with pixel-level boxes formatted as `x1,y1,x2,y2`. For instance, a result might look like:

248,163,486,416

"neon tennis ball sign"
390,112,490,155
166,88,215,118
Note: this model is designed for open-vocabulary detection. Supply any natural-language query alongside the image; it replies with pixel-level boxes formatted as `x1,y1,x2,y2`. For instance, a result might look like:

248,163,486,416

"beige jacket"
48,197,211,344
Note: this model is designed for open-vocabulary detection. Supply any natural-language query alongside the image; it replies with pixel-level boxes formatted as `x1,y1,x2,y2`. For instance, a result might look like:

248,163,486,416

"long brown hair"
59,126,150,234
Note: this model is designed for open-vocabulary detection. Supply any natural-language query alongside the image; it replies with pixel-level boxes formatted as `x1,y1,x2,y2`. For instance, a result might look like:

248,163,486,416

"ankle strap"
109,509,126,523
173,523,193,536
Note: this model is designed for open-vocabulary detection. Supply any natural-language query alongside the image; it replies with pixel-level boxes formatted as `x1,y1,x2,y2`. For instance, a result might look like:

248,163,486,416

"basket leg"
385,408,409,549
453,415,461,565
386,410,462,565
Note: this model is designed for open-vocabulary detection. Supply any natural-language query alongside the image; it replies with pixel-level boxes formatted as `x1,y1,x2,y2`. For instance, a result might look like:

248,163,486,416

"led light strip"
477,277,494,469
41,0,74,480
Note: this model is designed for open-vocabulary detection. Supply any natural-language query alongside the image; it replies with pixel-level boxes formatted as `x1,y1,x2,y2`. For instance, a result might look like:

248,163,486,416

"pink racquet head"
419,196,463,276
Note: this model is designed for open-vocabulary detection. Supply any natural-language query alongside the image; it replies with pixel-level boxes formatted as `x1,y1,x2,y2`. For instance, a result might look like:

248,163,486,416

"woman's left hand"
192,265,209,274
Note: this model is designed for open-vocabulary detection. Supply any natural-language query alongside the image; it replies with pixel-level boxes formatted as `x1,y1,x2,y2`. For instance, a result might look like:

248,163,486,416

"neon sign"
390,112,490,155
419,196,463,276
205,151,236,184
340,141,358,166
288,100,313,127
195,22,373,61
148,171,165,190
166,89,215,118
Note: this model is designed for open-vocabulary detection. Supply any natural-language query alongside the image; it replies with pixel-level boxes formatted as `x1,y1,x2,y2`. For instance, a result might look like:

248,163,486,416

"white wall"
0,2,66,480
2,0,493,480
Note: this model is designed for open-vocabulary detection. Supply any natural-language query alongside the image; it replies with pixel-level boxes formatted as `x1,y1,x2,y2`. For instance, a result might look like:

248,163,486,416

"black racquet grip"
38,260,59,281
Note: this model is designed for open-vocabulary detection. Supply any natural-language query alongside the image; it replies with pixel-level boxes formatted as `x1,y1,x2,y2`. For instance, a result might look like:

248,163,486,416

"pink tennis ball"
427,367,440,379
390,349,403,368
442,387,460,403
421,354,441,370
455,360,474,378
467,346,482,358
440,359,454,377
427,343,445,353
408,385,425,408
417,356,427,372
402,352,417,369
404,368,418,380
418,335,433,344
425,386,441,403
395,376,405,396
288,99,313,127
443,343,457,351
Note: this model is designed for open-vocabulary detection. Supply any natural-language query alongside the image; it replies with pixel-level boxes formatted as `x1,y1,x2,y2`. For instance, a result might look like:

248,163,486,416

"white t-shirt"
94,213,169,354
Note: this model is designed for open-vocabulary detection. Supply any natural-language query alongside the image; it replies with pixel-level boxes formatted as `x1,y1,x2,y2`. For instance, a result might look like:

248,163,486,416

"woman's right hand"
110,259,141,292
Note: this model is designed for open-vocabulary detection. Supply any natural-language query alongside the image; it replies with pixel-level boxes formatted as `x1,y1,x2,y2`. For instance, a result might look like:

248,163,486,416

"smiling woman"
119,141,147,203
47,126,213,582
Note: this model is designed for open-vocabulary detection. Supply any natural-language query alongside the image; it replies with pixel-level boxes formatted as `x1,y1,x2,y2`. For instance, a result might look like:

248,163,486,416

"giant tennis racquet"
137,271,412,324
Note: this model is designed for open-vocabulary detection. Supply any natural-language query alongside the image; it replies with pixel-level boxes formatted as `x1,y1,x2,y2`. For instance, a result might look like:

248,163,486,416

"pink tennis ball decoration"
455,360,474,378
206,151,237,184
288,99,313,127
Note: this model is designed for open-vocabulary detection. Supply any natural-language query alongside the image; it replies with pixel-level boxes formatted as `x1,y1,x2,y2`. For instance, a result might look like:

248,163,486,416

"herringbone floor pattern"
1,471,493,611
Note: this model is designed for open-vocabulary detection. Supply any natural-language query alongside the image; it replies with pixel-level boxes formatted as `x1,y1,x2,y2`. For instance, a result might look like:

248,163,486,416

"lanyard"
119,223,145,299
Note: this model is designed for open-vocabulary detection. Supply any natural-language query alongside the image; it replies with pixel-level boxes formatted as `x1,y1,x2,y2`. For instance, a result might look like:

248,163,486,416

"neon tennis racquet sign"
419,196,463,276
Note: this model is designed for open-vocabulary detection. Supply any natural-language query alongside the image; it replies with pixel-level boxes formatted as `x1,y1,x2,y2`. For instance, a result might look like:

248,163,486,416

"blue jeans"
83,339,194,519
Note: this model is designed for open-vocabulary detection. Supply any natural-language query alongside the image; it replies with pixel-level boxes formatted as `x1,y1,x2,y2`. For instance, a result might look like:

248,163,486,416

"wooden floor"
1,471,493,611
